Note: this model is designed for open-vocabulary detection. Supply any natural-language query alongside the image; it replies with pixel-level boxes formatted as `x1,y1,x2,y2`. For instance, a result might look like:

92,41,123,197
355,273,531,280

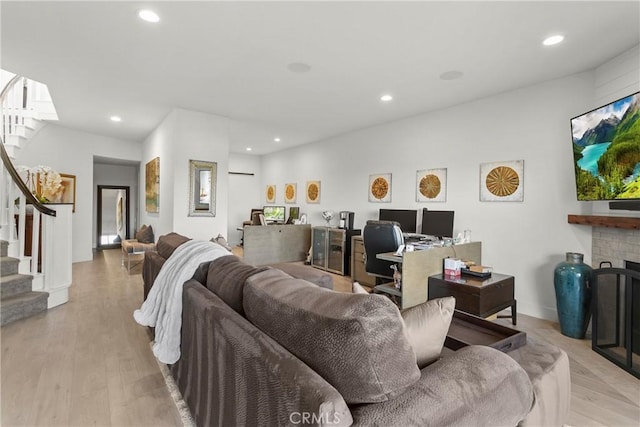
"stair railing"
0,73,51,142
0,75,55,277
1,74,72,309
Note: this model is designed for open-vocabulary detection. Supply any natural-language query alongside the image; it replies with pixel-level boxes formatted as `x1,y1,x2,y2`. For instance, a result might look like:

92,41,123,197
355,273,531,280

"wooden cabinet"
312,227,360,275
351,235,376,287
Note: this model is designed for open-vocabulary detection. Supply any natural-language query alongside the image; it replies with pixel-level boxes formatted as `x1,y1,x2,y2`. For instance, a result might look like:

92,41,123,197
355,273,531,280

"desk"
428,273,517,325
373,242,481,310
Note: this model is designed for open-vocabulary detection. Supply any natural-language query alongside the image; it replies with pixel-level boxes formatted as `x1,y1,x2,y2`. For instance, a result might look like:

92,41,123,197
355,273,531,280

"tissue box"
444,258,464,279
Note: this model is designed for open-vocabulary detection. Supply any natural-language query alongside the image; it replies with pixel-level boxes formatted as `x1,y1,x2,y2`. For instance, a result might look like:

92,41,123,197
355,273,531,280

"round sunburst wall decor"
480,160,524,202
420,174,441,198
485,166,519,197
416,168,447,202
266,184,276,203
284,183,296,203
306,181,320,203
369,174,391,202
371,177,389,199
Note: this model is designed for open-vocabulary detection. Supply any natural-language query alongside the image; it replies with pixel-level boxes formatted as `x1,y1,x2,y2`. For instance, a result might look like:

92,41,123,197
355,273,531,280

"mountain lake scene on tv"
572,92,640,200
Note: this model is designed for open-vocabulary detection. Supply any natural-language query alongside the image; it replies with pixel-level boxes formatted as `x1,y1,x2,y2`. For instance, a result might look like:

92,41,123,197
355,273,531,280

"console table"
243,224,311,266
428,273,517,325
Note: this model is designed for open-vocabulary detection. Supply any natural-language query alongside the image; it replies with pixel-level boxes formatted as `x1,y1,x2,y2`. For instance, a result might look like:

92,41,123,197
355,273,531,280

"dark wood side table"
428,273,517,325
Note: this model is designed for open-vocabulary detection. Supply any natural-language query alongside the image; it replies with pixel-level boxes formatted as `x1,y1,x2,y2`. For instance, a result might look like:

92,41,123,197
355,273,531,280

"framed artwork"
369,173,391,203
416,168,447,202
306,181,320,203
60,173,76,212
480,160,524,202
145,157,160,213
266,184,276,203
188,159,217,216
284,183,297,203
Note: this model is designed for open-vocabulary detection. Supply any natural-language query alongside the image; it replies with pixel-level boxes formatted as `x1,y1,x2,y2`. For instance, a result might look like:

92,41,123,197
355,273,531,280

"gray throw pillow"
401,296,456,368
135,224,154,243
243,269,420,404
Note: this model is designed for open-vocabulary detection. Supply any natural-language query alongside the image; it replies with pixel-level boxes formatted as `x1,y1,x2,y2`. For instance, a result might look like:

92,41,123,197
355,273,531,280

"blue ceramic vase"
554,252,592,339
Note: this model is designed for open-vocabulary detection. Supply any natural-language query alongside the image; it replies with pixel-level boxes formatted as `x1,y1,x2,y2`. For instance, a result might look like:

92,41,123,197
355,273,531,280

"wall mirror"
189,159,217,217
97,185,130,249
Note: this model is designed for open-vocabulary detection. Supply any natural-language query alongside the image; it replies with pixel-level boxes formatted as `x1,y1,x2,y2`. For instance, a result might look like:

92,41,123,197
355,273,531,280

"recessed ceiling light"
274,137,281,142
110,116,122,122
380,94,393,102
138,10,160,23
287,62,311,73
439,70,464,80
543,35,564,46
246,147,252,152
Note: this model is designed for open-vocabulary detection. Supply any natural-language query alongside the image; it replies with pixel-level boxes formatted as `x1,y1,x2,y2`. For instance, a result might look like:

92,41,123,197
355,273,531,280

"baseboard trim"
47,286,69,308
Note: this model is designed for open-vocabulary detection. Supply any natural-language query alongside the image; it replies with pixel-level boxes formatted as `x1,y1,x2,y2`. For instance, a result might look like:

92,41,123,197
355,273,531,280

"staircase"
0,240,48,325
0,71,72,326
0,70,55,160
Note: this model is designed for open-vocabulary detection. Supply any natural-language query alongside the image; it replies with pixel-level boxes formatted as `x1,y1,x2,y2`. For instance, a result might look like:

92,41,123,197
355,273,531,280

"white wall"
17,123,142,262
93,163,139,245
140,111,175,237
141,108,230,241
227,153,262,246
261,72,597,320
260,45,640,321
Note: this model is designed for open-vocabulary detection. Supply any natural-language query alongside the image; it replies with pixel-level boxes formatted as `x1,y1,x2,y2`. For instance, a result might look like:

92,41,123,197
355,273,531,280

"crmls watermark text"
289,412,342,425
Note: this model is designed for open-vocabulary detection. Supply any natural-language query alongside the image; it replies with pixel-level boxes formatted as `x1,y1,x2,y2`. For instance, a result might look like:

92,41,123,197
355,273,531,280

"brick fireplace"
592,227,640,269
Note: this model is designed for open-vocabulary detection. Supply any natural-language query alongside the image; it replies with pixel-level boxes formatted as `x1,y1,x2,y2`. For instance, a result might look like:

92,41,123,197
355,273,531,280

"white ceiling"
2,1,639,155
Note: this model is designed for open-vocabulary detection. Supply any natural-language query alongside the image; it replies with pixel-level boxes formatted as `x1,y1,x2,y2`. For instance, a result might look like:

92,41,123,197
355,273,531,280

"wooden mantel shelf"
568,215,640,230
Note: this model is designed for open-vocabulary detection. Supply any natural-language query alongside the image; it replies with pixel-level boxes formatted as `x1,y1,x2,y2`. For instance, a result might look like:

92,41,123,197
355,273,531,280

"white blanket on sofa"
133,239,231,364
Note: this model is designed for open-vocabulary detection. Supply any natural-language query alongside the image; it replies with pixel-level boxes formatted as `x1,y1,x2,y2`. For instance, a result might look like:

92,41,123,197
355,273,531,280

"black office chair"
362,220,404,282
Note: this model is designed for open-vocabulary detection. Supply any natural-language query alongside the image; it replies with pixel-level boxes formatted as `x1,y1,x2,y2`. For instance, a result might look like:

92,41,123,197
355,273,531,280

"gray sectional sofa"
143,233,571,426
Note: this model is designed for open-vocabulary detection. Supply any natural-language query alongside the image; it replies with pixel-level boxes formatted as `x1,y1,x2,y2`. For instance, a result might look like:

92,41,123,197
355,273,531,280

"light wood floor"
1,249,183,427
2,248,639,426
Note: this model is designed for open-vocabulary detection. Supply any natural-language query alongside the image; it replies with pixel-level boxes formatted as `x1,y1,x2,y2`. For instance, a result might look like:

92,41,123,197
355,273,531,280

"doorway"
97,185,130,249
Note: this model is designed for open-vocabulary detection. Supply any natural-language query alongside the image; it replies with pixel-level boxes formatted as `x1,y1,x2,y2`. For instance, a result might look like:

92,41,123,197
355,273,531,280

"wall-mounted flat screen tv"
571,91,640,201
